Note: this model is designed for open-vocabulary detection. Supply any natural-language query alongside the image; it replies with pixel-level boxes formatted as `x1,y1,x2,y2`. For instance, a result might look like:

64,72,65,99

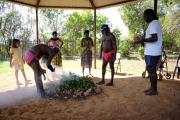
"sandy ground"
0,67,180,120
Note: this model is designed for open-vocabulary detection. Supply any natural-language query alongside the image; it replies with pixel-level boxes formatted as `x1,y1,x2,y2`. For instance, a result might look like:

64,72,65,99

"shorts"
14,63,24,70
145,55,160,67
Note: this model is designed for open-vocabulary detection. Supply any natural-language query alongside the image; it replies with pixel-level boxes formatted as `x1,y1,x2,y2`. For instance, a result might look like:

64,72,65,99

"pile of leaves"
59,72,95,91
45,72,101,100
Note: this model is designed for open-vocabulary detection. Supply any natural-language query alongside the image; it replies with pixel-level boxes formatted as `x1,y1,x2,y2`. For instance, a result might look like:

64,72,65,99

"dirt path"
0,68,180,120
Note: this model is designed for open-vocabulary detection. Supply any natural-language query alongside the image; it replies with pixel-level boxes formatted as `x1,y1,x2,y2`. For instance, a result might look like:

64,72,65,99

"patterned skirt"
52,52,62,67
81,50,92,68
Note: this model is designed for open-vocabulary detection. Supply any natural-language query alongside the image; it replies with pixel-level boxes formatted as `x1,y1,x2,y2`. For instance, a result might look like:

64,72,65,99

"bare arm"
111,34,117,60
46,39,50,45
10,53,13,68
132,34,157,45
99,39,103,58
46,48,55,72
60,41,64,48
80,39,86,47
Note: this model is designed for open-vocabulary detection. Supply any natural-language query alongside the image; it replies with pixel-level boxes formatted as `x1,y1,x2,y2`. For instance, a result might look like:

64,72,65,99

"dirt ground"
0,68,180,120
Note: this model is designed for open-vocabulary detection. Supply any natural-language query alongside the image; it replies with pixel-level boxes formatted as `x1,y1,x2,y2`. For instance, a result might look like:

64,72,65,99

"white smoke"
0,66,68,108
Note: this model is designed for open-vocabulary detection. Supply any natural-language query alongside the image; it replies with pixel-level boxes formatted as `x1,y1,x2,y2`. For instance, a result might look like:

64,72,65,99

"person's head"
12,39,20,48
84,30,89,38
143,9,158,23
52,31,58,38
101,24,110,35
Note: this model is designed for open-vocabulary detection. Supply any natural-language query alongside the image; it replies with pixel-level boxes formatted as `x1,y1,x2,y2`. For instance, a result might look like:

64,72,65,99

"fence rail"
0,41,45,60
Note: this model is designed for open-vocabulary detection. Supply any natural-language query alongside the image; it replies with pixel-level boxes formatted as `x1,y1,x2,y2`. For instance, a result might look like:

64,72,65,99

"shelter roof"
4,0,142,9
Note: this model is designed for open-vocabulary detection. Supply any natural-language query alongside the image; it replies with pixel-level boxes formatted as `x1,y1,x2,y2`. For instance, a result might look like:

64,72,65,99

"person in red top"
97,24,117,86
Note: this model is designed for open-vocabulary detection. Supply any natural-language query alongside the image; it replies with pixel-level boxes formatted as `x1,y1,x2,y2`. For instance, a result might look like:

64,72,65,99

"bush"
119,41,132,57
138,46,144,57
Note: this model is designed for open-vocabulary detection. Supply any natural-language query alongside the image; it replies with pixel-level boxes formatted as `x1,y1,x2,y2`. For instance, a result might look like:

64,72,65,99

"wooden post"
94,9,96,69
36,7,39,44
154,0,157,15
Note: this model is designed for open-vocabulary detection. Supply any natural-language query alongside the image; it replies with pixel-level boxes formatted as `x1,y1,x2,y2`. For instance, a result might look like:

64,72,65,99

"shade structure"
4,0,142,9
3,0,157,69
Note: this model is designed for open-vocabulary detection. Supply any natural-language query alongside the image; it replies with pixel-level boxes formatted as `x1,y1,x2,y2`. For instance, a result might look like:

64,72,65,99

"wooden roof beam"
36,0,41,8
89,0,96,10
5,0,35,7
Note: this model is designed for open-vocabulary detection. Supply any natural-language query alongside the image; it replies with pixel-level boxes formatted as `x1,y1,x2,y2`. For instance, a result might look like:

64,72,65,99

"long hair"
144,9,158,20
12,39,20,48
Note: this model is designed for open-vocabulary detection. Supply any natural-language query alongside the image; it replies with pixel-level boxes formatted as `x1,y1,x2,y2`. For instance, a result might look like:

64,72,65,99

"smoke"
0,66,68,108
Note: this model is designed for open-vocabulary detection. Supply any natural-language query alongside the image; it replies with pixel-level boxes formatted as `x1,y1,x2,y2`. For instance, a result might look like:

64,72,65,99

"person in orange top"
9,39,31,86
46,31,63,67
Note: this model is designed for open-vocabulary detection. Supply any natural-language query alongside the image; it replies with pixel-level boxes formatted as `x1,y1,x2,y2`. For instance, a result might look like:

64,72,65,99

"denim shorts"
145,55,160,67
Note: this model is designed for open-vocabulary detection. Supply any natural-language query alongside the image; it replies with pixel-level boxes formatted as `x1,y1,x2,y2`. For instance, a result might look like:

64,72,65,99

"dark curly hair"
52,31,57,35
84,30,89,35
144,9,158,20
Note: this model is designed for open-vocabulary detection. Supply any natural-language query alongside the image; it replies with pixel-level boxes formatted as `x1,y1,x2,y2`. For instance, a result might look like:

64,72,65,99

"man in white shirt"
131,9,162,95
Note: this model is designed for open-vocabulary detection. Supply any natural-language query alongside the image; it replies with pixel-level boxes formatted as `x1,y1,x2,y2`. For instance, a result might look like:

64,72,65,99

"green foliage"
62,11,109,55
117,0,171,48
119,40,132,57
58,72,95,91
0,3,34,57
138,46,144,57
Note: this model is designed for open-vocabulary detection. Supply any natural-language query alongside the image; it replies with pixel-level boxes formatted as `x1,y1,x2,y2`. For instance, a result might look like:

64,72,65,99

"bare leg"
89,67,91,75
96,58,108,85
106,56,114,86
21,69,31,83
82,67,84,76
15,70,22,85
30,62,51,98
145,66,158,95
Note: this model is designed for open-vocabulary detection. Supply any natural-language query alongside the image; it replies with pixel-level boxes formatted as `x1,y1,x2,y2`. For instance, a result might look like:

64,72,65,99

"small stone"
64,96,68,101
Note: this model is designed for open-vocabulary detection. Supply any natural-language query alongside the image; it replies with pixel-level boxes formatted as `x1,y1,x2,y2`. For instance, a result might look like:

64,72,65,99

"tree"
112,27,121,51
117,0,166,40
63,10,109,56
162,0,180,48
0,2,36,59
39,9,67,40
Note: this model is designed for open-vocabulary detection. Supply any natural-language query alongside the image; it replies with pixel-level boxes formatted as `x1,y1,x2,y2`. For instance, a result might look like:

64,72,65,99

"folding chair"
107,52,121,74
172,55,180,80
115,53,121,74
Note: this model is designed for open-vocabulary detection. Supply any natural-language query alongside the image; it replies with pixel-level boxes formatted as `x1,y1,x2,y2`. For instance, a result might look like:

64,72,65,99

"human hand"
130,37,141,45
10,64,12,68
113,55,116,61
99,54,102,59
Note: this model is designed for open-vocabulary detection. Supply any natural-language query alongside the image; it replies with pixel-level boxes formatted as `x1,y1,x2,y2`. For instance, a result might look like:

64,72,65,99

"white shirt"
144,20,162,56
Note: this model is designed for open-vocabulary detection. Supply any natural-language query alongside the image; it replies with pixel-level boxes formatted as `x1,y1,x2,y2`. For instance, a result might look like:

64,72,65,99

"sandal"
106,82,114,86
96,81,105,85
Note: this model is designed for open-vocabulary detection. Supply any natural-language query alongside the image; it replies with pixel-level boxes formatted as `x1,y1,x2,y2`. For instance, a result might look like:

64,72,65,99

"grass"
0,57,176,76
